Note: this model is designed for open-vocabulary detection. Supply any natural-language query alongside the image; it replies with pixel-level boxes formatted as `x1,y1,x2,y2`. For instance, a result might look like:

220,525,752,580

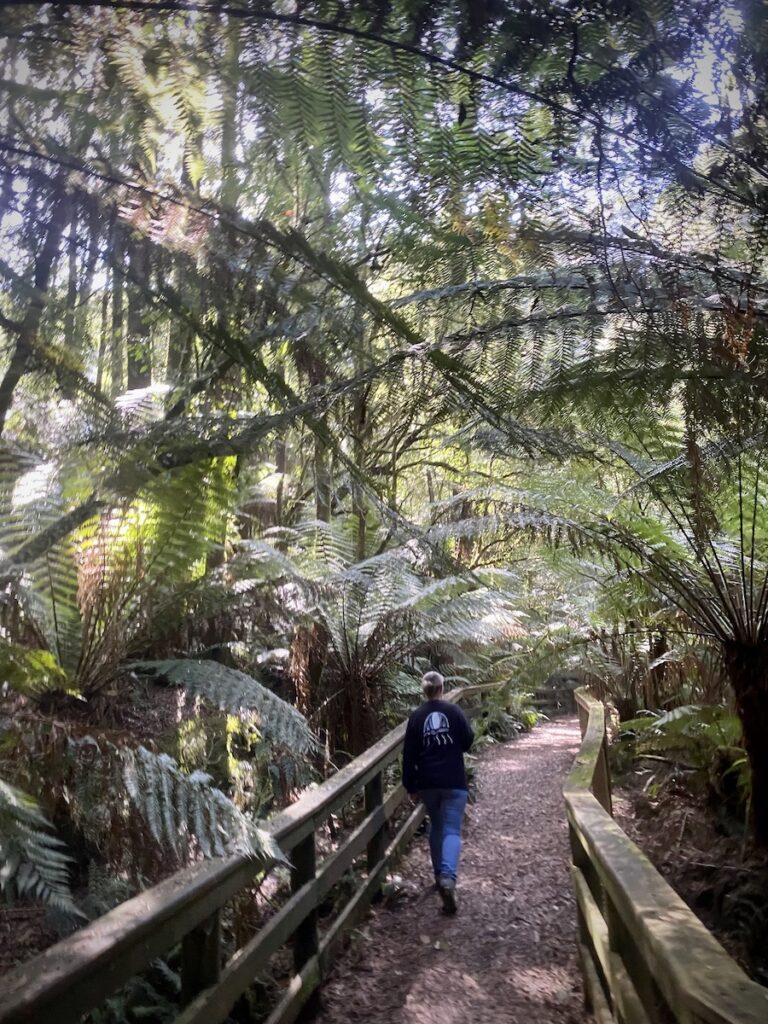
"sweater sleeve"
402,715,419,793
459,708,474,752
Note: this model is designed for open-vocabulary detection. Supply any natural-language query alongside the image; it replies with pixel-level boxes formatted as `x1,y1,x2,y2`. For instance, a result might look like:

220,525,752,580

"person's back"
403,697,473,791
402,672,474,914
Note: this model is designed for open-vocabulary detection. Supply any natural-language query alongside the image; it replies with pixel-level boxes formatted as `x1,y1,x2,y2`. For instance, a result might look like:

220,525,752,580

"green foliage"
0,644,69,697
473,687,540,749
0,778,78,914
3,0,768,894
121,744,279,861
134,659,316,755
621,704,743,759
69,735,280,864
620,705,751,806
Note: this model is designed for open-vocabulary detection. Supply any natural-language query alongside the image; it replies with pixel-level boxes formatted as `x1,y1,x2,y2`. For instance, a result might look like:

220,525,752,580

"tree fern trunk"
723,641,768,847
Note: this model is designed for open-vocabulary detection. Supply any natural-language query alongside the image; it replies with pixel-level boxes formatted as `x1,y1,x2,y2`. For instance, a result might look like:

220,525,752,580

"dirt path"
316,718,588,1024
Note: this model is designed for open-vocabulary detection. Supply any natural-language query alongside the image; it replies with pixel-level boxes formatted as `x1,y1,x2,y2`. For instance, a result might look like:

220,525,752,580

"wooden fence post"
569,824,593,1013
578,700,588,737
291,833,319,974
594,733,613,817
181,910,221,1004
605,895,666,1023
364,771,386,883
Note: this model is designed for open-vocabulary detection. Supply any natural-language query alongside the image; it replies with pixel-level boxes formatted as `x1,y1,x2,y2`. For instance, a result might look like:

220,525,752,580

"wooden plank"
181,910,221,1004
578,940,615,1024
290,834,318,976
174,787,407,1024
567,688,768,1024
263,954,322,1024
568,791,768,1023
364,770,386,878
0,683,492,1024
262,804,426,1024
594,733,613,816
571,864,611,986
320,802,426,968
606,887,672,1022
564,691,607,798
0,854,266,1024
610,952,652,1024
175,875,317,1024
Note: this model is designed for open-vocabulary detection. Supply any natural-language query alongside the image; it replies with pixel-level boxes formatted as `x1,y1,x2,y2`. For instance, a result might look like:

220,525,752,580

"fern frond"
0,778,79,914
134,659,316,754
0,643,70,698
121,745,280,861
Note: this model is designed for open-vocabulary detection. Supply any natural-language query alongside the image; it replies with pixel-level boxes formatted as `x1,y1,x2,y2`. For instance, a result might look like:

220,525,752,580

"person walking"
402,670,474,914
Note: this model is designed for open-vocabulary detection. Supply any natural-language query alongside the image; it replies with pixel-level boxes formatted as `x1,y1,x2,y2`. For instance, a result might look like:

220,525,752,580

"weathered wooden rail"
566,688,768,1024
0,683,493,1024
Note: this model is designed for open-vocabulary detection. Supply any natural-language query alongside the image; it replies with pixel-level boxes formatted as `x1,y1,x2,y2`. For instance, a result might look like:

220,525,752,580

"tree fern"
0,778,79,914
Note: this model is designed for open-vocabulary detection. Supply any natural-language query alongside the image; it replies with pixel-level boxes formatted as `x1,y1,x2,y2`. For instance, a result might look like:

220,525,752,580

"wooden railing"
0,683,493,1024
565,688,768,1024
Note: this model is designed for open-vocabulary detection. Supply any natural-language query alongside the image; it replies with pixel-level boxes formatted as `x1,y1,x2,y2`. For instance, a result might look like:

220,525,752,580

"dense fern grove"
2,0,768,959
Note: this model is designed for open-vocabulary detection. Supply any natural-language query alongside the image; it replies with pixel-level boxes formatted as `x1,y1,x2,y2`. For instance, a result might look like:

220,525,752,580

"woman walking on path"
402,671,474,914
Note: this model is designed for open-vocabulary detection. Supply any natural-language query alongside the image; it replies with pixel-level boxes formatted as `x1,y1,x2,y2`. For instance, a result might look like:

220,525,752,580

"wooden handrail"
0,682,494,1024
565,687,768,1024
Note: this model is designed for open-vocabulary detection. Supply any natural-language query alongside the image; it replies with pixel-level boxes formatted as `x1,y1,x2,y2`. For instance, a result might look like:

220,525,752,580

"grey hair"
421,671,444,699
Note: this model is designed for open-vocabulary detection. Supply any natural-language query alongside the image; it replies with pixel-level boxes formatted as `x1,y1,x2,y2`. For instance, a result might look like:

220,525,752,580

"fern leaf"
134,659,316,754
0,778,79,914
119,746,280,862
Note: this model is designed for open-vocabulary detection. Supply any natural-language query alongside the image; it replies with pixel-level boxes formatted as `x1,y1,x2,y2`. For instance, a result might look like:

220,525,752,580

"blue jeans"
419,788,468,882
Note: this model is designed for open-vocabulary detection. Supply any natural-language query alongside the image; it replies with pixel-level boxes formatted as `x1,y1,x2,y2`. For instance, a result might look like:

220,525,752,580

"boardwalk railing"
0,683,494,1024
565,687,768,1024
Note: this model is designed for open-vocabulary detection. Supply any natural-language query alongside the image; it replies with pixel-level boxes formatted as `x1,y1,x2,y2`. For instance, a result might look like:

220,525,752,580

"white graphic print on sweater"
423,710,453,746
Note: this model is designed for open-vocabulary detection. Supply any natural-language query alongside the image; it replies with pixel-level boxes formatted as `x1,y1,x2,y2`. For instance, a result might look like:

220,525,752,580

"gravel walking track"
315,717,589,1024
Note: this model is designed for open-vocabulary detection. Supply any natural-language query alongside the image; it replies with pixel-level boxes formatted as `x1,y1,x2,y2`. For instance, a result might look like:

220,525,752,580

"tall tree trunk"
647,630,668,708
723,641,768,847
95,282,110,391
75,205,101,355
314,435,332,521
0,188,70,436
109,216,125,395
352,391,368,560
110,222,125,397
167,258,195,381
275,437,287,527
63,201,78,349
126,236,152,389
220,22,240,210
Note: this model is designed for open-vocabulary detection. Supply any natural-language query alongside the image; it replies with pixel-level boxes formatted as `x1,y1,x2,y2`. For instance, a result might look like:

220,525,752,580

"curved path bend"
316,717,588,1024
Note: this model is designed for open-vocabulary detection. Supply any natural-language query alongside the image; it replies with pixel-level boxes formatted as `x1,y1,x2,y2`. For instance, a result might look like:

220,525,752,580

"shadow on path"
315,717,589,1024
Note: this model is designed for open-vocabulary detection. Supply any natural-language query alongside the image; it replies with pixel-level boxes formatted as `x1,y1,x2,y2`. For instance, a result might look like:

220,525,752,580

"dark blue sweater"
402,699,474,793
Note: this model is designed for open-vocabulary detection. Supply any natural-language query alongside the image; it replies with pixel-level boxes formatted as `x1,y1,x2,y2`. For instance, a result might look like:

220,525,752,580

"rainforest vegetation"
1,0,768,974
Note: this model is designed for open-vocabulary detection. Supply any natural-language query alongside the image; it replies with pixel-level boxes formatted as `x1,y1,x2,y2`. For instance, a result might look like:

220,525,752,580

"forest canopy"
2,0,768,927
